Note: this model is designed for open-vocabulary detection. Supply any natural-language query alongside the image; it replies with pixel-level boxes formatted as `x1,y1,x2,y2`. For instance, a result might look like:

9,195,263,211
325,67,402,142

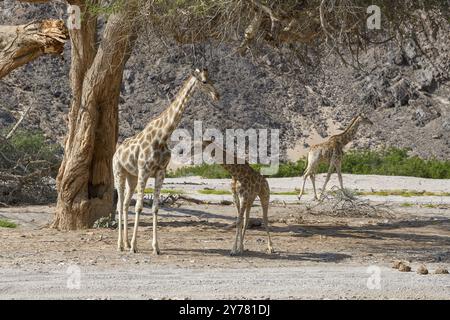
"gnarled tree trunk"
52,0,139,230
0,19,68,79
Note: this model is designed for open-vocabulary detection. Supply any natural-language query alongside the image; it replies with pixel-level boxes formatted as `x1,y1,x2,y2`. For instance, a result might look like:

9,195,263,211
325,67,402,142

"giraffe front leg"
130,174,146,253
124,176,137,250
230,196,245,256
115,172,125,252
310,175,319,201
151,170,165,255
320,163,334,200
335,160,347,197
298,173,308,201
240,202,252,253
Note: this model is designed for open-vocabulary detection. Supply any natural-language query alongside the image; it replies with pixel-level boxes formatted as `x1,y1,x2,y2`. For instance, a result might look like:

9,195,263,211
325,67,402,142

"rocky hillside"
1,2,449,161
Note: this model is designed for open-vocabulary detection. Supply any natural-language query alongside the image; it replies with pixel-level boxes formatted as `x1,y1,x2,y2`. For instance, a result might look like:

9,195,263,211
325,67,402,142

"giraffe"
113,69,220,254
202,140,274,256
297,114,373,201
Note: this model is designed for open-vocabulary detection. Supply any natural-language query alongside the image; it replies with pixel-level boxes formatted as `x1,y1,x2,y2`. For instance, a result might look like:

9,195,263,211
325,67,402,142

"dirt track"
1,175,450,299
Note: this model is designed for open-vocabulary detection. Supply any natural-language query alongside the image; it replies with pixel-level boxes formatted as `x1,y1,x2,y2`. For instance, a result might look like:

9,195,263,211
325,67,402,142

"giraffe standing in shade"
298,114,373,201
203,140,274,256
113,69,220,254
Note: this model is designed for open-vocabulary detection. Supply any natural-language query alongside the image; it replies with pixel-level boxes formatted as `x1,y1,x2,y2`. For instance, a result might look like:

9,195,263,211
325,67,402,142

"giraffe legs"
310,174,319,200
130,173,146,253
151,170,165,255
320,161,335,199
260,191,274,254
298,172,309,200
122,176,137,250
115,170,126,252
231,194,245,256
335,159,347,196
241,200,253,250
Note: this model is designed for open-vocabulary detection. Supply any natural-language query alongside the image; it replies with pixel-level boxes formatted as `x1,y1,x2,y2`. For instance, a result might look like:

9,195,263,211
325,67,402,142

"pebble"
416,265,428,275
434,267,449,274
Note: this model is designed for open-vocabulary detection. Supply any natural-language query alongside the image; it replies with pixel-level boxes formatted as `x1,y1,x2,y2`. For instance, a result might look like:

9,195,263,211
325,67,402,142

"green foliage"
0,219,17,228
168,148,450,179
168,163,230,179
86,0,125,16
357,190,450,197
144,188,185,195
198,189,232,195
0,128,62,175
341,148,450,179
400,203,413,207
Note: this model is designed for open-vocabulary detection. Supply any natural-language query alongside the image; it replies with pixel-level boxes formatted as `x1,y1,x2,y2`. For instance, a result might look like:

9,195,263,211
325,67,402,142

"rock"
434,267,449,274
398,262,412,272
415,68,436,92
442,121,450,131
390,79,411,106
403,41,417,61
392,260,403,269
417,265,428,275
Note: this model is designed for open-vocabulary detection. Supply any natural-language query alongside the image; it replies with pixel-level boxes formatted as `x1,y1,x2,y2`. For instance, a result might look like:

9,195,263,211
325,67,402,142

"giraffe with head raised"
298,114,373,201
113,69,220,254
203,140,274,256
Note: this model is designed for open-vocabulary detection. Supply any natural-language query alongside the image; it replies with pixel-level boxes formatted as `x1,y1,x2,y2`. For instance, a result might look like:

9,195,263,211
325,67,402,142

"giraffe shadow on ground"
285,218,450,244
165,247,351,262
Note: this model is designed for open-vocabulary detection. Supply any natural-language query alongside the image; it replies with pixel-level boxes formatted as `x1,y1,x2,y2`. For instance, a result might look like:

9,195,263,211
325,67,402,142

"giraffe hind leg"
230,194,245,256
115,169,126,251
260,191,274,254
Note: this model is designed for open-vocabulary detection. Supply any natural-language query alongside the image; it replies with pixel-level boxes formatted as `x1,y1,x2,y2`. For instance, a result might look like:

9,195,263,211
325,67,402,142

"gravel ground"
1,175,449,300
2,265,450,300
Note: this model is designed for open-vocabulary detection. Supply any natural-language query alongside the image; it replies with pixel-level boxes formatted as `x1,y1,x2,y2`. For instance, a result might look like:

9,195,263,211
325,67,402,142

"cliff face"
1,2,449,160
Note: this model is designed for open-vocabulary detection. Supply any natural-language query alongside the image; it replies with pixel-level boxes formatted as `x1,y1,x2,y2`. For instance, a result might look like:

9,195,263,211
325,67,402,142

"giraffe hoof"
267,247,275,254
130,247,137,253
153,249,160,255
230,249,243,256
117,246,124,252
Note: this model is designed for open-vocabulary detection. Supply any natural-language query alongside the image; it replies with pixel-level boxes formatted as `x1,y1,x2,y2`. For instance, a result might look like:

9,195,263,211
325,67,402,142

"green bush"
168,148,450,179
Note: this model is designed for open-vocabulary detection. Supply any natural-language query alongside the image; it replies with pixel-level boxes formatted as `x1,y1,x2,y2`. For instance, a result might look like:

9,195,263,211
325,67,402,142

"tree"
2,0,448,230
53,0,140,229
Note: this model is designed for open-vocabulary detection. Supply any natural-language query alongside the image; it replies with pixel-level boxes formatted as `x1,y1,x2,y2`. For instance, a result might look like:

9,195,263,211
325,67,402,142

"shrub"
167,148,450,179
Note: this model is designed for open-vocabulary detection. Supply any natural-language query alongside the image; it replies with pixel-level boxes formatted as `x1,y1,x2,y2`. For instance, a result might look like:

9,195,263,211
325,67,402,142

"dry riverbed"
1,175,449,299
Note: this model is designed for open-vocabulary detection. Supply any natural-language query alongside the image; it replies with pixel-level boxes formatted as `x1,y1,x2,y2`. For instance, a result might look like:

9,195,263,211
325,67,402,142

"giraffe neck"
149,75,198,142
340,117,361,145
218,148,249,176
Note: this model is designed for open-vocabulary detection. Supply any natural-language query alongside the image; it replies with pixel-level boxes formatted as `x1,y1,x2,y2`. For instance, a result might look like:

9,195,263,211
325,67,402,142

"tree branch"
0,19,69,79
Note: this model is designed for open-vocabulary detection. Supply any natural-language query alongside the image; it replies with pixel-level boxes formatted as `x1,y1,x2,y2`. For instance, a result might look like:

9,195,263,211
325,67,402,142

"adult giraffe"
113,69,220,254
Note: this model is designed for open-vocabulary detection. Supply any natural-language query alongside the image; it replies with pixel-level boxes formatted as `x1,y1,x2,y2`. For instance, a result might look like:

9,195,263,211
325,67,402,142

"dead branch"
5,104,33,139
0,19,69,79
305,187,394,218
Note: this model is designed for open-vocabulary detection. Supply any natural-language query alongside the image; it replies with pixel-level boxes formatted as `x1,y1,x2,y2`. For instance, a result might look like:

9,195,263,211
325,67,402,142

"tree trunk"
52,1,138,230
0,19,68,79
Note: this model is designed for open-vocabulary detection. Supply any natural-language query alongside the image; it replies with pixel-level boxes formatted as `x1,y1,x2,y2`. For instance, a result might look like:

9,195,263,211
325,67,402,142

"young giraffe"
113,69,220,254
202,140,274,256
298,114,373,201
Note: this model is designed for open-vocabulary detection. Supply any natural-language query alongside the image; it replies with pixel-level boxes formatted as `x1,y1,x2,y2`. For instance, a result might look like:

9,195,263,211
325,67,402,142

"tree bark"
0,19,68,79
52,0,139,230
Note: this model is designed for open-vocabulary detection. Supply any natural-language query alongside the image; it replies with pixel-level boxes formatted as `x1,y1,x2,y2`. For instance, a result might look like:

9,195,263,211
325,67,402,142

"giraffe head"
358,113,373,125
192,68,220,101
